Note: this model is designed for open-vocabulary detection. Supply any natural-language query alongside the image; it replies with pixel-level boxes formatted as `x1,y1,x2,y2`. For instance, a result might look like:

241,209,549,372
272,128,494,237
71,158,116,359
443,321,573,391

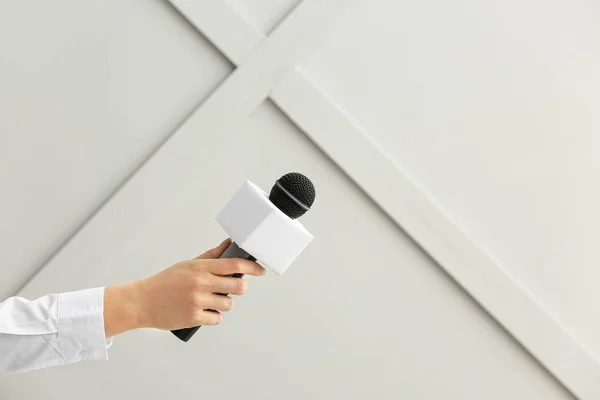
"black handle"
171,242,255,342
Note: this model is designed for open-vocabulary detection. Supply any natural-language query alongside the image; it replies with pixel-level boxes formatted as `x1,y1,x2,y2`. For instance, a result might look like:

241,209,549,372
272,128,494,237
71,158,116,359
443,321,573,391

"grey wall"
0,0,585,399
0,0,231,299
0,102,573,399
301,0,600,359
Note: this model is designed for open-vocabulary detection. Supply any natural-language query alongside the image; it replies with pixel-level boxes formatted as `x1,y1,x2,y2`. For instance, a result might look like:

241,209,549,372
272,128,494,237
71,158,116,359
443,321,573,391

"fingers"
197,293,235,312
195,238,232,260
198,310,223,326
211,276,248,295
206,258,266,277
177,255,265,328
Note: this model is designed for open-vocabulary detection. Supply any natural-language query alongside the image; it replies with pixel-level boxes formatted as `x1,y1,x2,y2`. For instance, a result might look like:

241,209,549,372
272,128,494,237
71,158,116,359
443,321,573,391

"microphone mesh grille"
269,172,315,219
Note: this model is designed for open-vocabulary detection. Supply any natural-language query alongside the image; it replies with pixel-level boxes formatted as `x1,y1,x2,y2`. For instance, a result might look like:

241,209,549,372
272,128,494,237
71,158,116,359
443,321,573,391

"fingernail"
260,268,266,275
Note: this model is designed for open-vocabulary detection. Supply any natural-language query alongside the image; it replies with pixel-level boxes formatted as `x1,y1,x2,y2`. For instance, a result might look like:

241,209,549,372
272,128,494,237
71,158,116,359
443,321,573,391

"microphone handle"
170,241,256,342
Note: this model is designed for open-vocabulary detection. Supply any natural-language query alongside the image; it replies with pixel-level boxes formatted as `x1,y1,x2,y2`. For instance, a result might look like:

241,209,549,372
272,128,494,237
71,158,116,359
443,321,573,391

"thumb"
195,238,232,260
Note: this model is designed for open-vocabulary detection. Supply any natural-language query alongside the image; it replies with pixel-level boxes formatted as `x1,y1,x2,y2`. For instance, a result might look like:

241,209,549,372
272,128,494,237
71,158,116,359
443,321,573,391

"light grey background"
0,100,572,399
301,0,600,359
0,0,593,398
0,0,232,299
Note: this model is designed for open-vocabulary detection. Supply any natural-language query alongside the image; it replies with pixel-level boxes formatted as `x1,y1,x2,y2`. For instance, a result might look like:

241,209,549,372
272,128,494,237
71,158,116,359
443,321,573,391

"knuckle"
184,278,199,291
191,275,209,290
230,259,244,273
187,310,203,326
190,293,204,307
192,260,210,272
235,279,247,295
194,312,207,326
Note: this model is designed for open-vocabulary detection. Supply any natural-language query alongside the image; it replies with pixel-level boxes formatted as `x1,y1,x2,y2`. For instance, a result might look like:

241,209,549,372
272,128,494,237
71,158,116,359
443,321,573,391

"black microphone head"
269,172,315,219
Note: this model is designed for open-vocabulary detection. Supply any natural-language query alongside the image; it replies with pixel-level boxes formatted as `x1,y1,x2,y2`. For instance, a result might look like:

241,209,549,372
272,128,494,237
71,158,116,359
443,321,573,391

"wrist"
104,280,148,337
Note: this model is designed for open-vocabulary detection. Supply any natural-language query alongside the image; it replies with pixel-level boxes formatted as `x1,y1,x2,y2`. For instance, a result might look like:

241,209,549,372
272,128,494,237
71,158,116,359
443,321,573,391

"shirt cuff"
57,287,112,364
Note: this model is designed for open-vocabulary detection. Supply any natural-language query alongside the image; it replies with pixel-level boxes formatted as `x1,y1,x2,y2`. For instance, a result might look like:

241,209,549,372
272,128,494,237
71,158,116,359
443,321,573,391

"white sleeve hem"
57,287,110,363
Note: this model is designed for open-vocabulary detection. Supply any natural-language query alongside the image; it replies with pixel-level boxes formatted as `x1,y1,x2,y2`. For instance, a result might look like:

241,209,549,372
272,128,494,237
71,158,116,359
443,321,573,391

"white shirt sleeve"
0,287,113,373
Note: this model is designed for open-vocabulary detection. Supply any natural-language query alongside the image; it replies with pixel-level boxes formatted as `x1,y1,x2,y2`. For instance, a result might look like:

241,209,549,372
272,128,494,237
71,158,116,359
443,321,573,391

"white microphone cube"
215,180,313,275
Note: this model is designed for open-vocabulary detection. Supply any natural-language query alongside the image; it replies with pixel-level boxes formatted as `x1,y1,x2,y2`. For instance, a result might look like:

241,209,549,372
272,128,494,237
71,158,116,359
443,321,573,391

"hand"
104,239,265,337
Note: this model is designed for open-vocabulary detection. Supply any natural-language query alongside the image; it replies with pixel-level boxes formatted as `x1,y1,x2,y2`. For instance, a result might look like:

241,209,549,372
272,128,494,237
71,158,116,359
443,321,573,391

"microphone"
171,172,316,342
